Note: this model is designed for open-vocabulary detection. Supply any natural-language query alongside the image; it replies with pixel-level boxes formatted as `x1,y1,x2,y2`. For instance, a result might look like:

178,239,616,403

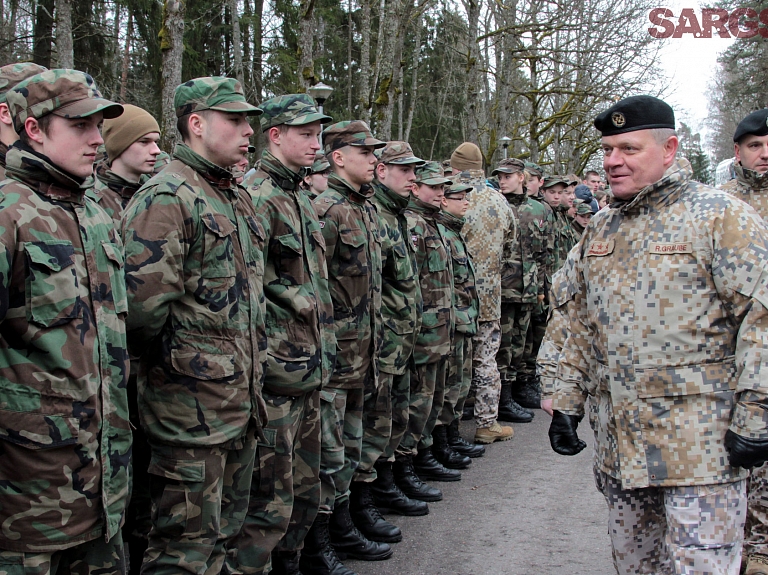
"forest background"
0,0,765,178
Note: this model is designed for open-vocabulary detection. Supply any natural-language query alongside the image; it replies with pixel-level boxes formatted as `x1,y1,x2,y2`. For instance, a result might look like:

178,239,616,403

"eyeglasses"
315,170,331,177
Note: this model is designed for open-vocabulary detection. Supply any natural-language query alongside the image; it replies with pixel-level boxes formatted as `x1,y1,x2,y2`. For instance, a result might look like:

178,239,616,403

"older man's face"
601,130,677,200
735,134,768,175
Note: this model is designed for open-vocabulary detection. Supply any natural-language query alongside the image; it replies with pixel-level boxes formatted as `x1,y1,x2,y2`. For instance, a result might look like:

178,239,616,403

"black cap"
593,95,675,136
734,109,768,143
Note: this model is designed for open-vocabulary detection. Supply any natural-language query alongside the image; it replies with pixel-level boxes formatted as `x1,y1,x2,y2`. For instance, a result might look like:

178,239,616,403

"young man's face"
335,145,377,187
735,134,768,175
542,184,565,208
34,113,104,179
498,171,525,195
585,174,601,192
200,111,254,168
442,192,469,217
561,186,575,207
413,182,445,207
377,162,417,197
308,170,330,193
525,173,541,196
602,129,677,200
271,121,322,171
112,132,161,180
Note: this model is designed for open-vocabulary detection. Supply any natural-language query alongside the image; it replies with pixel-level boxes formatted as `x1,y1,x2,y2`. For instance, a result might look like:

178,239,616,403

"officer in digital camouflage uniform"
231,93,333,575
302,151,331,201
0,62,46,180
355,142,429,538
435,182,484,462
122,76,265,575
550,95,768,575
0,69,130,573
454,142,515,445
721,109,768,575
398,161,460,489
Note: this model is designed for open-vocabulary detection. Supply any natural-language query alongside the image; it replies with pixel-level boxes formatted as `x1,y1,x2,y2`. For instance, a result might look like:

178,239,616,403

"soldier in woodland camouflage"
454,143,515,445
122,76,265,575
302,151,331,201
435,183,484,461
540,176,572,274
355,142,430,534
231,93,334,575
0,63,46,179
551,96,768,574
0,69,130,573
570,200,593,236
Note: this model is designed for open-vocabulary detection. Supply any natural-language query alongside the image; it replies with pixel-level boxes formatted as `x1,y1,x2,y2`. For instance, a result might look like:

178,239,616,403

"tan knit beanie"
450,142,483,172
103,104,160,162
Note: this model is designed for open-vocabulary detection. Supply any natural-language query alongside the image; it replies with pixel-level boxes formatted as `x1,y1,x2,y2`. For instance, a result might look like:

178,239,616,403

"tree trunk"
55,0,73,68
242,0,252,93
160,0,184,153
34,0,55,68
297,0,316,90
119,11,132,101
252,0,263,101
464,0,480,143
230,0,244,84
371,0,400,135
403,18,421,143
358,0,373,120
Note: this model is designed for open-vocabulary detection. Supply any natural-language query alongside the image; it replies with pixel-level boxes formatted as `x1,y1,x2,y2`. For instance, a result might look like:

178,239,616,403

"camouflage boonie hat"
258,93,332,131
310,152,331,174
323,120,385,154
574,199,593,216
375,141,425,165
0,63,47,104
444,181,472,196
492,157,525,176
415,161,453,186
524,161,543,178
542,175,570,189
7,69,123,133
174,76,261,117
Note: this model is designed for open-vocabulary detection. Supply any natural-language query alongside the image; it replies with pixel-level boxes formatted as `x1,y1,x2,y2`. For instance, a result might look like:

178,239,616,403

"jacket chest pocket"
336,228,368,276
244,215,266,278
202,213,237,279
391,243,414,281
452,253,469,284
102,241,128,315
24,241,82,327
426,237,446,272
276,232,305,285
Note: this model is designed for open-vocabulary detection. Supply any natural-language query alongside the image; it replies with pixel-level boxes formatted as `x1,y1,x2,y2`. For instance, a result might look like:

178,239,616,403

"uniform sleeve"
121,187,192,355
0,240,10,323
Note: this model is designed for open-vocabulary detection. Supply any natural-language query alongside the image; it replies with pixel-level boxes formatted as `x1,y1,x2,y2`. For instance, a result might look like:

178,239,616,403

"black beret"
734,109,768,143
594,95,675,136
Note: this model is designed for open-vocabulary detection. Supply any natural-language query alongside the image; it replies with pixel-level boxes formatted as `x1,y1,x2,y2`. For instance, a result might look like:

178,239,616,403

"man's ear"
0,103,12,127
24,117,45,145
187,113,206,139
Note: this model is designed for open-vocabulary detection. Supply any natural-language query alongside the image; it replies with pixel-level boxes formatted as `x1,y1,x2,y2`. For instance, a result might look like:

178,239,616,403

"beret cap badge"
611,112,626,128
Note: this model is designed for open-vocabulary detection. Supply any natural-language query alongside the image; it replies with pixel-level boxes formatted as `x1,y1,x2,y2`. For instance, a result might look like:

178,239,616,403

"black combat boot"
446,419,485,458
370,460,429,515
271,549,302,575
392,455,443,502
498,382,534,423
349,481,402,543
329,500,393,561
413,447,461,482
511,374,542,410
299,514,358,575
461,403,474,420
431,424,471,469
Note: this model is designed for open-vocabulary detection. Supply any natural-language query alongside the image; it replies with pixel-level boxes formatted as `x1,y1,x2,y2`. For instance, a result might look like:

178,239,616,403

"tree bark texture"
160,0,184,153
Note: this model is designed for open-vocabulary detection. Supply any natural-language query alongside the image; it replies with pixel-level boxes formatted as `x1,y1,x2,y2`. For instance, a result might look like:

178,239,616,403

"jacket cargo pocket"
102,241,128,314
256,427,277,500
452,253,469,284
202,212,237,279
392,243,414,281
0,410,79,450
147,453,205,536
337,228,367,276
426,237,446,272
635,359,736,399
276,232,305,285
244,215,266,277
171,348,236,380
24,241,81,327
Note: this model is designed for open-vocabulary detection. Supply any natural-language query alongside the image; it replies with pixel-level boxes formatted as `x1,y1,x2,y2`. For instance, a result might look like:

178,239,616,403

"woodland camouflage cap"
258,93,332,131
574,199,593,215
310,152,331,174
323,120,386,154
415,161,453,185
542,175,570,189
492,157,525,176
375,141,425,165
444,181,472,196
174,76,261,117
0,63,47,104
7,69,123,133
524,161,543,177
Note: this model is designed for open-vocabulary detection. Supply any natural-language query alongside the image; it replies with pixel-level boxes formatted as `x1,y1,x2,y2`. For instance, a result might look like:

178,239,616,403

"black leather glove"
549,410,587,456
724,429,768,469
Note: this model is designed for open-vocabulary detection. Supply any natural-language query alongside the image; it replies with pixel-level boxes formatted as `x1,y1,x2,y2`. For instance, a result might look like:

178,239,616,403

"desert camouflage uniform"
354,179,422,481
0,82,130,575
721,163,768,222
436,210,478,425
553,159,768,573
233,145,334,572
461,171,517,428
314,165,382,512
397,194,454,455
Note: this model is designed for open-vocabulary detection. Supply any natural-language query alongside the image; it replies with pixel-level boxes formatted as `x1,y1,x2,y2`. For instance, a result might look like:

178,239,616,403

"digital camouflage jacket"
372,181,422,376
122,143,266,447
405,197,454,365
244,151,334,396
553,159,768,489
721,163,768,222
460,171,517,322
315,173,382,390
437,210,478,336
0,144,131,552
501,192,548,304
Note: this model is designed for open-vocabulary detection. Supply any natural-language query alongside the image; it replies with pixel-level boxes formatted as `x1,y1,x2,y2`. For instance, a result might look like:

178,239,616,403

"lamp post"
499,136,511,159
308,81,333,148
